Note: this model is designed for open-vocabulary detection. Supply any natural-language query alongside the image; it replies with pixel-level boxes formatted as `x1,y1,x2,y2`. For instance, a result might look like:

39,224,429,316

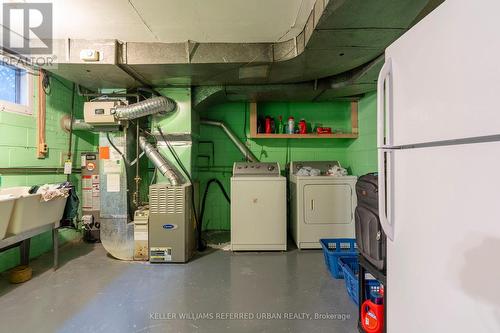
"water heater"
81,152,101,242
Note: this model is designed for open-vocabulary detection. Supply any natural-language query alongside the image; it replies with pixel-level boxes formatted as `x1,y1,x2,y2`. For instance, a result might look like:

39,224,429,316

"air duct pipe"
113,96,176,120
139,135,184,185
62,117,94,131
200,119,258,162
61,117,119,132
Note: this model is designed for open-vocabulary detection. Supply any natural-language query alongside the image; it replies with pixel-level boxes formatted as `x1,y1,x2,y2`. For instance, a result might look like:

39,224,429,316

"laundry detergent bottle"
361,290,384,333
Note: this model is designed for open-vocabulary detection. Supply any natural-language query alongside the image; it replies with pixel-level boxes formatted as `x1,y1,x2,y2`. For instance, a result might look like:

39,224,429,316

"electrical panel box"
83,100,125,125
134,209,149,261
79,49,100,62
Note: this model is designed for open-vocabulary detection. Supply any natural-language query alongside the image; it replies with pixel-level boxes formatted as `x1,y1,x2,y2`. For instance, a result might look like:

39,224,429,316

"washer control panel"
232,162,281,177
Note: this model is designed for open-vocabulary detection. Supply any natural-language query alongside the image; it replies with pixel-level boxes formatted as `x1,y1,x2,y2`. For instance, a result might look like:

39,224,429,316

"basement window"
0,61,33,115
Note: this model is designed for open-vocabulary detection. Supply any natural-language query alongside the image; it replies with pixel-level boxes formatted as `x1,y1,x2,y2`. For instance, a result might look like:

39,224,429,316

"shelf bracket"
351,101,359,134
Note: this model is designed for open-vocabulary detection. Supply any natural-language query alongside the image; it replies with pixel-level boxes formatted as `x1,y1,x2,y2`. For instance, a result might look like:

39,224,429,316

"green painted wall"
345,92,378,176
151,88,198,183
197,92,377,231
0,75,96,272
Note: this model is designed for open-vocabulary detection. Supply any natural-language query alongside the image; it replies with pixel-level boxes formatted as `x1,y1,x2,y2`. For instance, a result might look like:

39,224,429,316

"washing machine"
231,162,286,251
289,161,357,249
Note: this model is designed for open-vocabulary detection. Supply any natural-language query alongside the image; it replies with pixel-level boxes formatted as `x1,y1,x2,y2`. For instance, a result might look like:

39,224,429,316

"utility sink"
0,187,67,236
0,195,16,239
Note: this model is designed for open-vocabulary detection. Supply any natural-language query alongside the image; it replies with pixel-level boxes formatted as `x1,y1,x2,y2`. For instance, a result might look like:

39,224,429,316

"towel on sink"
37,183,70,202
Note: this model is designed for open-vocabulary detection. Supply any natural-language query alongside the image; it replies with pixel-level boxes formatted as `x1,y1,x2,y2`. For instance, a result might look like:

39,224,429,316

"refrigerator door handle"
378,149,395,241
377,58,395,241
377,58,393,148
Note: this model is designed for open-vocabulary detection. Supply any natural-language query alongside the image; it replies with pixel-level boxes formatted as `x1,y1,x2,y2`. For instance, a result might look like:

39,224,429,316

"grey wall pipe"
62,117,94,131
61,117,119,132
113,96,176,120
139,135,184,185
200,119,258,162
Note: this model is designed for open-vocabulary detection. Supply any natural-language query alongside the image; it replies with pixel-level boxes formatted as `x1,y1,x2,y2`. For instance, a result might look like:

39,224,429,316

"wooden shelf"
252,133,358,139
248,101,359,139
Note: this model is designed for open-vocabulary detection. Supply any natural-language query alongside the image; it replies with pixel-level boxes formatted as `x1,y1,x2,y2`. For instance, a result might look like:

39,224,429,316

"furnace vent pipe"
62,117,94,131
61,117,119,132
113,96,176,120
139,135,184,185
200,119,258,162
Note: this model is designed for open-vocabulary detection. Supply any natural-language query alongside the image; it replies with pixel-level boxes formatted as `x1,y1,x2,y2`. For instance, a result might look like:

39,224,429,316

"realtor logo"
2,3,53,54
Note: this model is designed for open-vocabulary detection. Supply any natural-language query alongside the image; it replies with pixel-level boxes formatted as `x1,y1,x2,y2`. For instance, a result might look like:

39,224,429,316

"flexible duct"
113,96,176,120
139,135,184,185
200,119,258,162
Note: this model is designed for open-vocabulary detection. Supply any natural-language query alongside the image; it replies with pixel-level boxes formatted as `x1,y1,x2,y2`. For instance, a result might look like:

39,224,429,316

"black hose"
199,179,230,242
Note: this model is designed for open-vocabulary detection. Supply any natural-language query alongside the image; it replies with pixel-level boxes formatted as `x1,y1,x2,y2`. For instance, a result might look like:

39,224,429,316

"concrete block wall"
0,75,97,272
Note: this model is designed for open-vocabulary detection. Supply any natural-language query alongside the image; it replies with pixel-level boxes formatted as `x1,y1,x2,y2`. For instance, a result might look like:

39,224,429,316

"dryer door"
303,184,352,224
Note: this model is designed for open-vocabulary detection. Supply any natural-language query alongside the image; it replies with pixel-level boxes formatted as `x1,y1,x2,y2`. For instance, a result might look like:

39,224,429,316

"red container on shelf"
316,127,332,134
265,116,272,134
298,119,307,134
361,289,384,333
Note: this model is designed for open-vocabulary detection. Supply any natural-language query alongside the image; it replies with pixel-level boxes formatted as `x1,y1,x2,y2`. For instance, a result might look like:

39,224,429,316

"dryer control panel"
232,162,281,177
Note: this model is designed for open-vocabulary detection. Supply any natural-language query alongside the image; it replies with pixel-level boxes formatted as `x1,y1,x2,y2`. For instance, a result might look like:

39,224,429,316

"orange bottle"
361,288,384,333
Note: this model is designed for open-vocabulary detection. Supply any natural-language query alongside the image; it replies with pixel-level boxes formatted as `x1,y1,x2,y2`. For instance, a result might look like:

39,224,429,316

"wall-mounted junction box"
79,49,100,62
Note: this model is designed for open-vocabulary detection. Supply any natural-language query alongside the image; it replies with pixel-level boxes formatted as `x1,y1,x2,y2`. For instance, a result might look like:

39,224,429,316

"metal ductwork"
113,96,176,120
200,119,258,163
192,54,384,109
139,135,184,185
98,132,134,261
41,0,442,101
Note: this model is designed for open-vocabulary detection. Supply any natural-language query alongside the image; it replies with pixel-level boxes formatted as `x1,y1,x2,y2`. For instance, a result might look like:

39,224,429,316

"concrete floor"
0,241,358,333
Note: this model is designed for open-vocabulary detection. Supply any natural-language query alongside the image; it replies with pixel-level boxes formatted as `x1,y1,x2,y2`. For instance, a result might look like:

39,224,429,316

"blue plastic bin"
338,256,381,305
320,238,358,279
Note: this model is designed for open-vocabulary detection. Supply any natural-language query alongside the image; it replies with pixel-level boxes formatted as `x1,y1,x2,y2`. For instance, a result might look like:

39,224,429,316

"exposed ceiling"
28,0,443,104
1,0,316,43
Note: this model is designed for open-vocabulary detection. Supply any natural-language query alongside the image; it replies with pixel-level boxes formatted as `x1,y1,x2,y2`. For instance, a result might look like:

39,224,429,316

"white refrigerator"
377,0,500,332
